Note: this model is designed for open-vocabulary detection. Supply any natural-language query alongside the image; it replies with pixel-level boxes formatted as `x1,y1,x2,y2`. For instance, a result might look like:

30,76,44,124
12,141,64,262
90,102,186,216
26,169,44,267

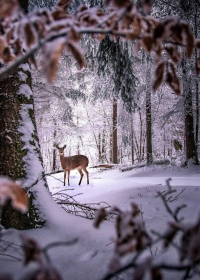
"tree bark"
0,67,46,229
182,56,196,163
146,56,153,165
130,114,134,164
112,98,118,164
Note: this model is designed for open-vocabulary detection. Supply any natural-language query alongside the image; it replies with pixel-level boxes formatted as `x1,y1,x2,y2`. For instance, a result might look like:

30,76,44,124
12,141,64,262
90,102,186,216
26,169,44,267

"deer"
55,144,89,186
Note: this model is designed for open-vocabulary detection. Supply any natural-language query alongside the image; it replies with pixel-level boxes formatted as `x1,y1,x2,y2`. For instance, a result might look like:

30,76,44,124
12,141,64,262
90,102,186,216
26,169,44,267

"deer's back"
63,155,88,170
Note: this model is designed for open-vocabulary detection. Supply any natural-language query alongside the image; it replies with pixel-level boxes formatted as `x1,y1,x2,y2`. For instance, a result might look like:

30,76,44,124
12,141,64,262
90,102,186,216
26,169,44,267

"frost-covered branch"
96,179,200,280
0,0,200,94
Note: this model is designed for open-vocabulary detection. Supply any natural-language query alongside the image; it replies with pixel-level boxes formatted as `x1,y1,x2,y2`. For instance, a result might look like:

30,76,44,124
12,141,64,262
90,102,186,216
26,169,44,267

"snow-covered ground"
1,164,200,280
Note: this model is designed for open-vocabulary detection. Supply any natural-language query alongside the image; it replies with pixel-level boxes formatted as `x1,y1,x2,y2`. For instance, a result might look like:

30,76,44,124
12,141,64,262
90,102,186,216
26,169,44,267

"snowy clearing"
1,164,200,280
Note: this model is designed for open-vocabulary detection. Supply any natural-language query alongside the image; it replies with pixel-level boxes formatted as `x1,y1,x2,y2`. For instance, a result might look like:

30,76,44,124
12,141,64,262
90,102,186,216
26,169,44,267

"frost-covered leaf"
66,40,87,69
142,0,152,15
42,40,64,83
24,22,36,48
56,0,72,11
0,177,28,213
0,0,19,18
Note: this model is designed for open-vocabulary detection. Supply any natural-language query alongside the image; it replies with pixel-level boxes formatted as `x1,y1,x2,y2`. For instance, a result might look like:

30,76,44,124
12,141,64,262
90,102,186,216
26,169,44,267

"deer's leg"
77,168,84,185
64,170,66,186
83,167,89,184
68,169,70,186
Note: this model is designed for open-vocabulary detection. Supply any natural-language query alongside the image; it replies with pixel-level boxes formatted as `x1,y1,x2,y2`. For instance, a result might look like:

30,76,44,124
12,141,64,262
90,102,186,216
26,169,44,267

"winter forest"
1,0,200,279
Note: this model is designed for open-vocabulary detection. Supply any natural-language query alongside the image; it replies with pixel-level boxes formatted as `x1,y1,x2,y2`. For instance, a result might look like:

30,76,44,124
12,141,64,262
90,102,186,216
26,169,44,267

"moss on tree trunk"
0,67,45,229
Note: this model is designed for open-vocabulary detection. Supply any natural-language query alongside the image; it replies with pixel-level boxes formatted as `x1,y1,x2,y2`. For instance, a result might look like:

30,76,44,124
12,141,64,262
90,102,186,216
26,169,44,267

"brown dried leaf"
170,23,183,44
126,32,140,40
163,222,179,248
0,177,28,213
43,40,64,83
166,63,181,95
33,21,46,39
28,265,62,280
153,61,165,92
151,267,163,280
2,47,15,63
106,0,132,8
51,10,69,20
5,28,14,44
21,234,42,265
68,28,81,43
141,35,153,52
56,0,72,11
13,38,23,56
142,0,152,15
195,39,200,49
0,0,19,18
182,22,194,59
24,22,36,48
153,23,165,41
131,202,140,217
0,36,6,58
166,46,181,63
195,57,200,76
28,54,38,70
94,208,107,228
67,40,87,69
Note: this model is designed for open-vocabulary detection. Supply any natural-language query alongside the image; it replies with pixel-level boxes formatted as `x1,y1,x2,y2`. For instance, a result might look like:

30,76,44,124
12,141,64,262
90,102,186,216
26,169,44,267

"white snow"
18,84,33,99
1,164,200,279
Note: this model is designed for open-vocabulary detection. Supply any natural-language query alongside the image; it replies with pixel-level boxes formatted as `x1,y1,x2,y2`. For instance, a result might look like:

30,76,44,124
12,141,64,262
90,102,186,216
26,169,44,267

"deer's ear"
63,145,66,149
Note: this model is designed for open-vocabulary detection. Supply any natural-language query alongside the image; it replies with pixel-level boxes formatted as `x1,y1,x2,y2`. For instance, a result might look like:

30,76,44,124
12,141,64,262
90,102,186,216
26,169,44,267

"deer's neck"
59,154,68,169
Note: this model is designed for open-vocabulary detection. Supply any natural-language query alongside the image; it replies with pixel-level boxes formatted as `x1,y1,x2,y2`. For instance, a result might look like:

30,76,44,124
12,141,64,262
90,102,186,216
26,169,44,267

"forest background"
0,0,200,279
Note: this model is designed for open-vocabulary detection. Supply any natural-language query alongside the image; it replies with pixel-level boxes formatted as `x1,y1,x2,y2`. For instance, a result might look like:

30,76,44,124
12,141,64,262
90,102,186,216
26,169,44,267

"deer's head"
55,144,66,156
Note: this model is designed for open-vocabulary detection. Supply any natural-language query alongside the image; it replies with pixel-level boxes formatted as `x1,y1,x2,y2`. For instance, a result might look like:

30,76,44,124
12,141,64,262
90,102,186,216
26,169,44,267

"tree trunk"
112,98,118,164
194,3,199,164
130,114,134,164
52,120,57,171
182,56,196,163
98,133,102,162
0,66,46,229
146,56,153,165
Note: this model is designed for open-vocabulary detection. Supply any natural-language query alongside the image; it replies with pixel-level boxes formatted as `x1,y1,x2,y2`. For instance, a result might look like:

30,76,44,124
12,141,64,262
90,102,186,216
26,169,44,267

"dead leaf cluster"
0,177,28,213
0,0,199,90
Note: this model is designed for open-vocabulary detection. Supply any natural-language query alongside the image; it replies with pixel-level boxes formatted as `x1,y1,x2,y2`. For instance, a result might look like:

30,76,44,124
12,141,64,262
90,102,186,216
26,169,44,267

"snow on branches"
95,179,200,280
0,0,200,93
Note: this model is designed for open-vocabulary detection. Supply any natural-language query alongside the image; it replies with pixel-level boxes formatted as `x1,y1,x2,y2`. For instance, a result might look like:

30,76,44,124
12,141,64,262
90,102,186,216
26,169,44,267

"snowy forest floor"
1,163,200,280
